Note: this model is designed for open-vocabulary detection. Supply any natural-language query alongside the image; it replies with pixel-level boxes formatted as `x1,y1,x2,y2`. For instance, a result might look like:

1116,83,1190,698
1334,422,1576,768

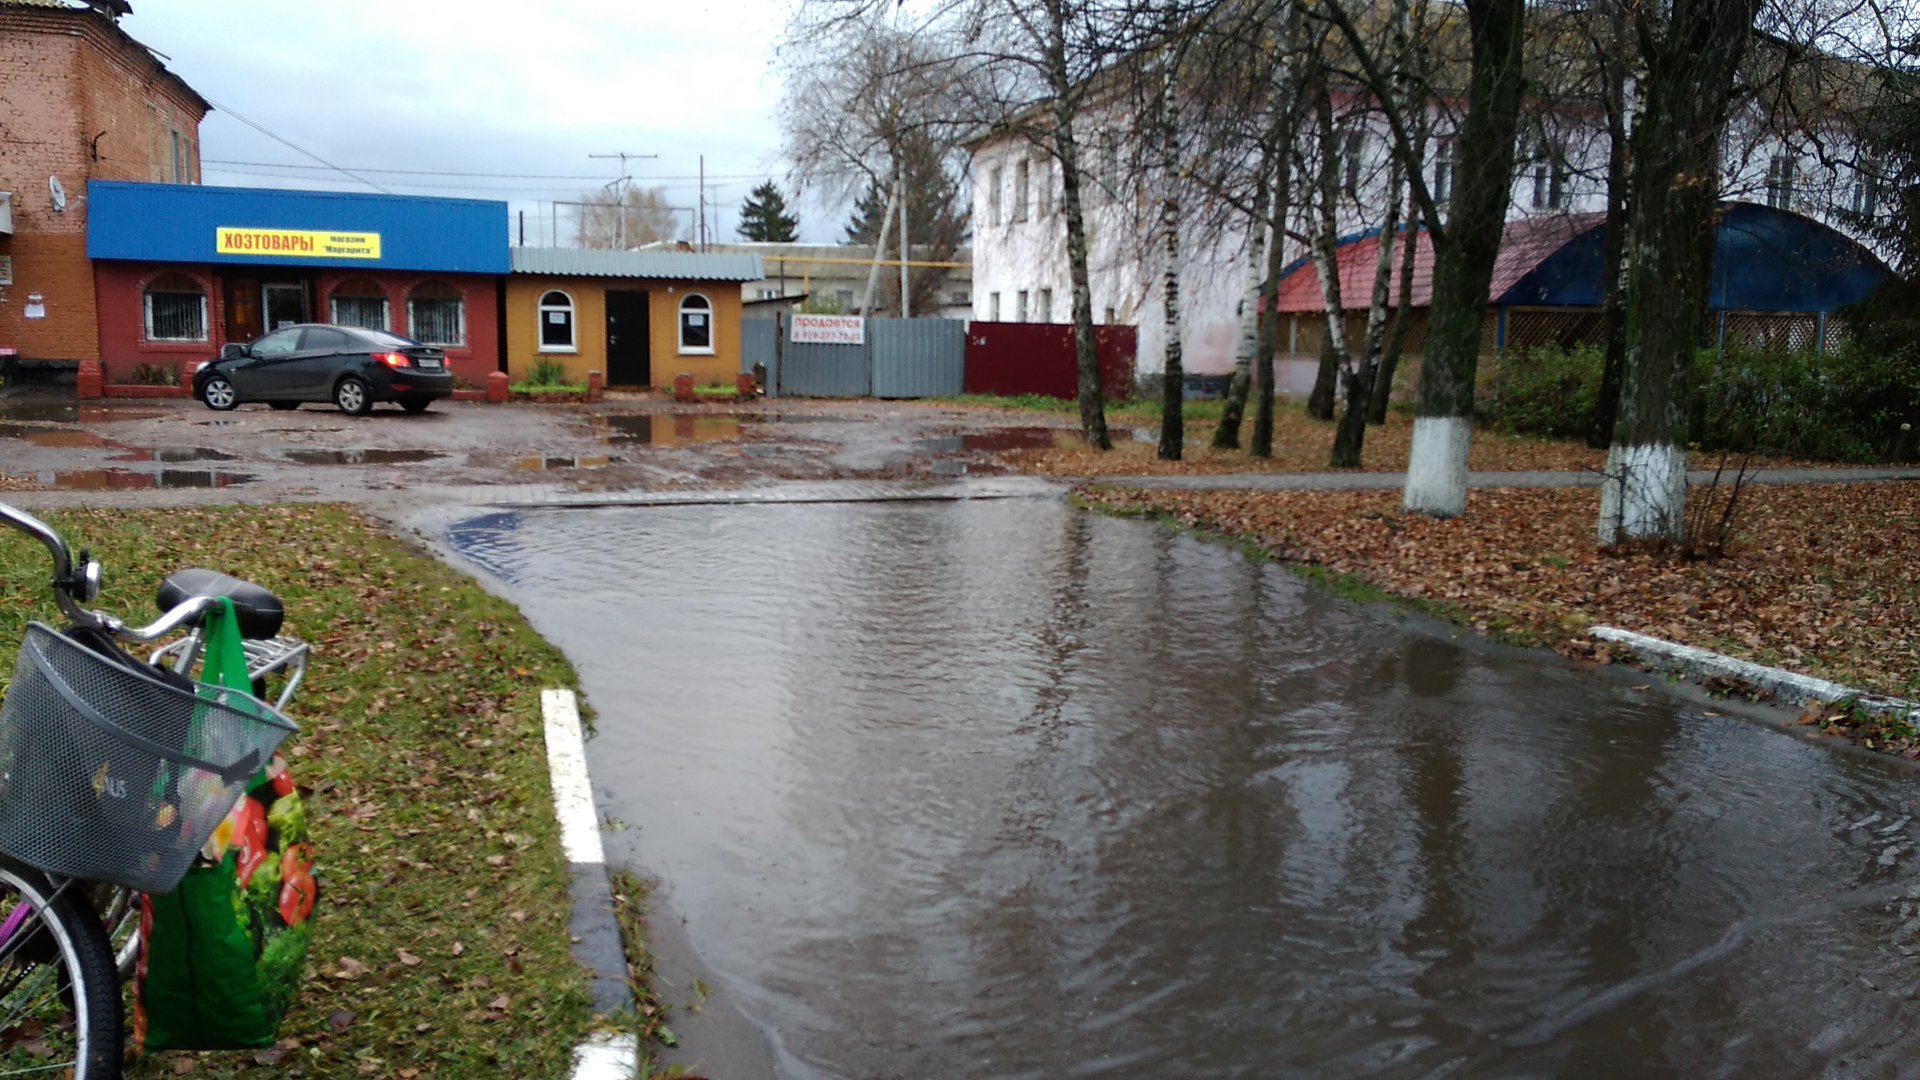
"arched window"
538,290,575,351
329,277,389,331
678,293,713,354
143,272,207,342
408,280,466,346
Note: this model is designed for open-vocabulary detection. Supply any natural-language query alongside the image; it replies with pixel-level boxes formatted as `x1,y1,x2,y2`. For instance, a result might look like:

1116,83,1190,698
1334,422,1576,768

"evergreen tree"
736,180,800,242
842,129,969,314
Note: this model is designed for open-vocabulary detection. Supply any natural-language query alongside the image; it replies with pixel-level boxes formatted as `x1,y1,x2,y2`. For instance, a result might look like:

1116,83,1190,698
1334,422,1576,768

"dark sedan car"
193,324,454,415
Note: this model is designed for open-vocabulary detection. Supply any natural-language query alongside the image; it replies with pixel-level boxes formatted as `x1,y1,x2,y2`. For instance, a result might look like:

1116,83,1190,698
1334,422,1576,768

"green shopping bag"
135,599,316,1052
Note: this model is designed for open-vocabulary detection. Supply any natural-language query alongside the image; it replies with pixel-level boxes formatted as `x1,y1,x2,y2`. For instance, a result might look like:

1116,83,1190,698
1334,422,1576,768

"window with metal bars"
143,273,206,341
408,282,465,346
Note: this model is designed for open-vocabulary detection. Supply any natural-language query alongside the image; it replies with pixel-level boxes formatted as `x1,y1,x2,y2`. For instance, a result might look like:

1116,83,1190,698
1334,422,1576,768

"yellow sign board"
215,228,382,260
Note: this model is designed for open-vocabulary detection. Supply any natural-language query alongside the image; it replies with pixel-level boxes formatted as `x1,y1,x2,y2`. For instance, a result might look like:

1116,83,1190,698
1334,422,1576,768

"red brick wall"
0,8,206,363
96,263,501,387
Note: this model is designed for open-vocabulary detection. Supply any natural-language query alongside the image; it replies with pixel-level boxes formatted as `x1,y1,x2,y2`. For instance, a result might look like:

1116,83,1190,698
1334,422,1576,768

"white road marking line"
541,687,605,866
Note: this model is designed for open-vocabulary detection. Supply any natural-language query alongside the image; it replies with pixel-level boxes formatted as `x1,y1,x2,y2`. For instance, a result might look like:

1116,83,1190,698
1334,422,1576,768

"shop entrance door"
224,277,264,344
263,282,309,331
605,290,652,386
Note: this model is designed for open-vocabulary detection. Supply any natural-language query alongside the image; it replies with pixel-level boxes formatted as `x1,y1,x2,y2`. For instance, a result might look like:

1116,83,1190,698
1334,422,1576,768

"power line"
200,99,392,194
201,158,769,182
199,165,758,197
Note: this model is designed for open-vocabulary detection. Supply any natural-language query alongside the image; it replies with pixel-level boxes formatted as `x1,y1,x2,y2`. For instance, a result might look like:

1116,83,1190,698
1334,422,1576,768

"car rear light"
374,351,409,368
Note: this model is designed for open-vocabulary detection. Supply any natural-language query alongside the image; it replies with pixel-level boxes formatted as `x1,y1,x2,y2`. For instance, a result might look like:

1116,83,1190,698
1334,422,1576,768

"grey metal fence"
872,318,965,398
740,316,966,399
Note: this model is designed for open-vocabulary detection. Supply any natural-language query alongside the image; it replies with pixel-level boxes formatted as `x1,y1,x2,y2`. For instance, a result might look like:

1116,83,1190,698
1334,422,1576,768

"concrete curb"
540,688,640,1078
1588,626,1920,722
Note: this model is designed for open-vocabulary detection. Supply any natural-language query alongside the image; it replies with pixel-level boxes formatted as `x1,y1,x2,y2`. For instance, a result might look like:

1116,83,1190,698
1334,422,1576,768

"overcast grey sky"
117,0,837,243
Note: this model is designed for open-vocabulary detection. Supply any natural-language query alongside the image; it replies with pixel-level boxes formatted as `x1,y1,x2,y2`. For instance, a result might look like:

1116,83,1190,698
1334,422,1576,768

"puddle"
284,449,445,465
194,420,238,428
916,428,1075,454
510,455,615,471
143,447,239,463
0,426,117,448
48,469,257,490
597,415,745,445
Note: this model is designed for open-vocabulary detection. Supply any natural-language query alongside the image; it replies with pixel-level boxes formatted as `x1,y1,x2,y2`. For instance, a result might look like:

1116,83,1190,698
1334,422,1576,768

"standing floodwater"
444,495,1920,1078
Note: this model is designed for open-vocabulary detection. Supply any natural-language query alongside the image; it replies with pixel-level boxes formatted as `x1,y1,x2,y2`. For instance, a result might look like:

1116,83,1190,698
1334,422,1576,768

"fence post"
1716,311,1727,360
1815,311,1826,362
774,309,785,398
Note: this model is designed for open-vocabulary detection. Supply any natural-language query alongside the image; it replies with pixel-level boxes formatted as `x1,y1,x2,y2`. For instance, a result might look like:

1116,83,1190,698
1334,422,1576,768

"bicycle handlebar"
0,500,219,641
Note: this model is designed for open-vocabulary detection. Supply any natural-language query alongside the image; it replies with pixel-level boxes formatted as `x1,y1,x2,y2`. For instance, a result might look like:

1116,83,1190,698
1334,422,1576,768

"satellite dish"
48,176,66,214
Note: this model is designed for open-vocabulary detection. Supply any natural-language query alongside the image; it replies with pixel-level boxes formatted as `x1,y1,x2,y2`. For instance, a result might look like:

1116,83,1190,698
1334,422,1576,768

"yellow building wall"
503,275,743,389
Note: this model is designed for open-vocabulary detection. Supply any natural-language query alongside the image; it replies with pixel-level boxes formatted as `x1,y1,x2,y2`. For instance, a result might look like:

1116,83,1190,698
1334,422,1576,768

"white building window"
679,293,714,354
1766,154,1797,209
988,166,1003,227
1433,139,1456,206
1530,142,1568,210
329,277,389,330
143,273,207,342
409,281,466,346
1037,158,1053,216
1343,128,1365,197
539,290,576,351
1039,288,1053,322
989,292,1001,321
1016,289,1029,321
1851,164,1880,217
1014,159,1030,222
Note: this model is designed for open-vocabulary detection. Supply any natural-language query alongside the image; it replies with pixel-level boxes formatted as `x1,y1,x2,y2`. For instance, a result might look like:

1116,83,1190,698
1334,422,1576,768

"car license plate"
416,357,442,369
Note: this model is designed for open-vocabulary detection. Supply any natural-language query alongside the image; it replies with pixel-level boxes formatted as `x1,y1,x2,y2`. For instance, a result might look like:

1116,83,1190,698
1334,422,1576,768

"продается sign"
792,314,864,345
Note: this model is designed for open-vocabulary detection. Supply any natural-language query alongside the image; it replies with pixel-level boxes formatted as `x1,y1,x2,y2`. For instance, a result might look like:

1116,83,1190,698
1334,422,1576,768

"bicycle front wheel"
0,855,120,1078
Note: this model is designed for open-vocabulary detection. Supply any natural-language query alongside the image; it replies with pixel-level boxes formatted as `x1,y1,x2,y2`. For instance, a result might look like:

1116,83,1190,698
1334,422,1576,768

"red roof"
1272,212,1605,313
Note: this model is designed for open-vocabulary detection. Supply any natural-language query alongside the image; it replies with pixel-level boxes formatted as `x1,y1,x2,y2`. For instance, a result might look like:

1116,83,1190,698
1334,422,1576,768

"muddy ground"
0,391,1138,505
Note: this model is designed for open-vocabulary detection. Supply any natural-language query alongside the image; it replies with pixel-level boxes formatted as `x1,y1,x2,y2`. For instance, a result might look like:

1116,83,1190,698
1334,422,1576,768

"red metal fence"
963,322,1136,400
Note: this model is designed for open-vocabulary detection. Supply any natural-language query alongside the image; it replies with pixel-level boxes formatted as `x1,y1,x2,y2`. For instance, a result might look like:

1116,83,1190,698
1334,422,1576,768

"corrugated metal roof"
1273,213,1604,314
88,181,508,273
510,247,764,282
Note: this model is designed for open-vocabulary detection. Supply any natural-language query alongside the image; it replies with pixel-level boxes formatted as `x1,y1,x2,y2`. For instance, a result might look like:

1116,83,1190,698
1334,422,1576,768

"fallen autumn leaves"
1075,482,1920,717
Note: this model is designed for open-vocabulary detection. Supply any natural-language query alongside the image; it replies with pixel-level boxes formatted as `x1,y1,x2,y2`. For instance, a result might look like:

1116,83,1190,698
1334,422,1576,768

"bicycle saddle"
155,568,285,639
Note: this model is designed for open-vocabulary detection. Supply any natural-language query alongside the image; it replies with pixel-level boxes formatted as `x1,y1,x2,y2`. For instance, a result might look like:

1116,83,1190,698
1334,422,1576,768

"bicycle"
0,501,303,1078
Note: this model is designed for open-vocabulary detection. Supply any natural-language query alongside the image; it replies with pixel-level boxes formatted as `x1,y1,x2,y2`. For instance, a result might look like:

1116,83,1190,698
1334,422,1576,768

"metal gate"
741,316,966,399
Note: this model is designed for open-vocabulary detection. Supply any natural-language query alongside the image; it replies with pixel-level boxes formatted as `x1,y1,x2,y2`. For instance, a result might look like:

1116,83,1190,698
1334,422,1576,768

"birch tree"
1320,0,1529,517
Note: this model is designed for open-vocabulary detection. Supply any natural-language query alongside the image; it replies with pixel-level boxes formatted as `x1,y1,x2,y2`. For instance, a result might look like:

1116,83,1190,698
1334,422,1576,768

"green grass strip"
0,505,598,1078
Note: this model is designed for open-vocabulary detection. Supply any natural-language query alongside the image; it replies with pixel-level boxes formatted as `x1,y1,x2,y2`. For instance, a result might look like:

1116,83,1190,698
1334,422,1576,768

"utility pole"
698,155,707,251
588,151,657,249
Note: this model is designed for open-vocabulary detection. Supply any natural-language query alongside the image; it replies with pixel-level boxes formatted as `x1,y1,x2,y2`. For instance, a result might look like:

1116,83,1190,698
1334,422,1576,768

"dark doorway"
224,277,263,343
605,290,651,387
263,281,309,332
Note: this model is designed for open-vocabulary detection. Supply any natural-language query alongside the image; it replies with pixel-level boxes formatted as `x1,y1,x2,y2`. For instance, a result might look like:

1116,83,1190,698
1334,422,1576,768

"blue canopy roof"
1497,202,1890,313
87,181,508,274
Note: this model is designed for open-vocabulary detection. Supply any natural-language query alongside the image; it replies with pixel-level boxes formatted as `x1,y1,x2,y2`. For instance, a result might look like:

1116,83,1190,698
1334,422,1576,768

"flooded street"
441,493,1920,1078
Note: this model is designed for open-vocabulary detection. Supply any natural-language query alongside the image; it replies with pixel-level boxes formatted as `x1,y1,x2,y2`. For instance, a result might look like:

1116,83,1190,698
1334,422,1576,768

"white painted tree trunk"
1404,416,1471,517
1597,441,1687,543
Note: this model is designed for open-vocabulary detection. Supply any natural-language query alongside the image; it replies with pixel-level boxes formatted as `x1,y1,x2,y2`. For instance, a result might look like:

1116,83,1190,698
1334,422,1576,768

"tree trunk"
1250,8,1303,458
1402,0,1527,518
1370,0,1428,426
1044,0,1111,450
1598,0,1757,543
1335,147,1405,467
1158,12,1185,462
1586,1,1632,449
1212,151,1271,450
1370,216,1420,424
1305,82,1350,425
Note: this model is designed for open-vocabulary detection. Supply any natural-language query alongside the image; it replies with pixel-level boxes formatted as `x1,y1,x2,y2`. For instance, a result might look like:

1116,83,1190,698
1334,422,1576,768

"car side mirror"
220,343,248,360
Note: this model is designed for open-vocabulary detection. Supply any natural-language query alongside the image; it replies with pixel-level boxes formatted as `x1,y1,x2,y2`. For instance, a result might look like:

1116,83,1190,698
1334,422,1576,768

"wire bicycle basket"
0,623,298,894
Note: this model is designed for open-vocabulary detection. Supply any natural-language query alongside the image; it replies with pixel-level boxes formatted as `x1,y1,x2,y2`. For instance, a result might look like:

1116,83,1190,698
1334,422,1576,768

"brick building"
0,0,207,370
